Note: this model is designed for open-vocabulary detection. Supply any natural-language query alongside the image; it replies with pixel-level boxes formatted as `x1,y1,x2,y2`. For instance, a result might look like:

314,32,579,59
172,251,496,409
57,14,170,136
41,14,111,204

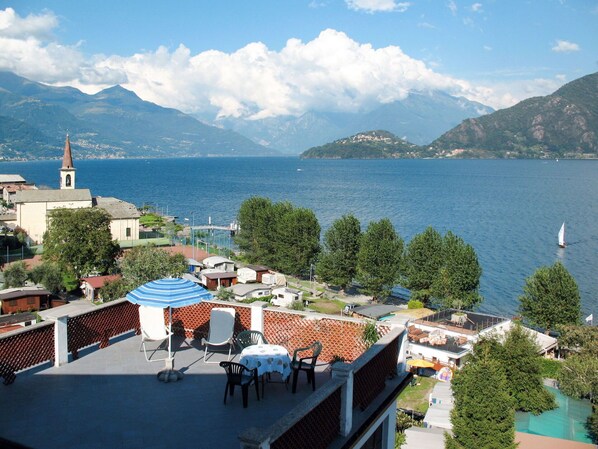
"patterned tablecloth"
240,344,292,381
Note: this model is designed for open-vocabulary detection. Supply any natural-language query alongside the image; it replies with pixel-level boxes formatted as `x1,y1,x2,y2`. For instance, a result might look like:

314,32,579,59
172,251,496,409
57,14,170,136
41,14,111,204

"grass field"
396,376,439,414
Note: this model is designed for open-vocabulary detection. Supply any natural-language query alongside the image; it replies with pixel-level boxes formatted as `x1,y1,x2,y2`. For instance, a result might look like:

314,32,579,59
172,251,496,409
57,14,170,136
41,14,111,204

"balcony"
0,299,408,449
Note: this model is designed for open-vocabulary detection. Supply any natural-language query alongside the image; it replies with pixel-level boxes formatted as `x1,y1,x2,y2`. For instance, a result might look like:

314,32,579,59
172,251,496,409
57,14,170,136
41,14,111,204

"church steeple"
60,134,76,189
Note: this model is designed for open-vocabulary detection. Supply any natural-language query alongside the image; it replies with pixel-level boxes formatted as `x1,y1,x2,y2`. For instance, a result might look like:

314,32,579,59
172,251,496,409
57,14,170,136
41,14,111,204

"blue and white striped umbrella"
127,278,213,361
126,277,212,309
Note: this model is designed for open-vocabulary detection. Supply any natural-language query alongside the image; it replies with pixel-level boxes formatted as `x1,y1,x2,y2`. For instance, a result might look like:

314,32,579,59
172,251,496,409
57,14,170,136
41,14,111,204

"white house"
202,256,235,272
406,309,557,368
271,287,303,308
228,283,272,301
93,197,140,241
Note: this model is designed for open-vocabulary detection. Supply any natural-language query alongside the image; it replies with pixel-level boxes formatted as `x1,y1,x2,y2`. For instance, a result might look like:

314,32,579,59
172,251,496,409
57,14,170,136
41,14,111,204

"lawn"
307,297,346,315
396,376,439,414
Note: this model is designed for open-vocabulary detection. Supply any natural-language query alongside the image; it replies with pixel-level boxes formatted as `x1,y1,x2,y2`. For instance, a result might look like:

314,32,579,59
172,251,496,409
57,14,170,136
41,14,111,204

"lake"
3,157,597,318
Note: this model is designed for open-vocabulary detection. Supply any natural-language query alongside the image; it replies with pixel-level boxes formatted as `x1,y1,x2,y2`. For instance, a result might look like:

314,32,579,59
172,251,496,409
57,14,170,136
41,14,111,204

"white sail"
558,222,566,247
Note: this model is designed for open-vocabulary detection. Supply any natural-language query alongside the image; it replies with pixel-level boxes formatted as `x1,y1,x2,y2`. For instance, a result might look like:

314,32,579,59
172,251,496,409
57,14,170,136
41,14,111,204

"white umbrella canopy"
126,277,213,381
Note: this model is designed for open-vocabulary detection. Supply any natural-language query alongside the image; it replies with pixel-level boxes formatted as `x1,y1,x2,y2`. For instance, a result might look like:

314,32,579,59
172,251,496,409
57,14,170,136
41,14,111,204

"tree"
43,208,121,277
519,261,581,333
3,261,28,288
316,214,361,290
557,353,598,403
403,226,443,303
274,207,321,276
235,197,280,265
120,245,187,290
356,219,403,301
446,356,516,449
99,278,130,302
496,323,556,414
558,325,598,356
432,232,482,310
29,262,63,293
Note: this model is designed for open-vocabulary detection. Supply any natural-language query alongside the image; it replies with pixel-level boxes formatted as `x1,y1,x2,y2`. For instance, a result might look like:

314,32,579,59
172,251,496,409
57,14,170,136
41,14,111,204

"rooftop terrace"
0,299,407,449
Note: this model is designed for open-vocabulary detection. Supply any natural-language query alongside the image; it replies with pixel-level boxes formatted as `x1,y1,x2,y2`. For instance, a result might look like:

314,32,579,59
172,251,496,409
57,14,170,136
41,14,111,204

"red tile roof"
80,275,121,289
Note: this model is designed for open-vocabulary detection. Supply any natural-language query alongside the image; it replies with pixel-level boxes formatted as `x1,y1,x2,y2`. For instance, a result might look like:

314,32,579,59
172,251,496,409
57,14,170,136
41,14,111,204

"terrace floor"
2,332,330,449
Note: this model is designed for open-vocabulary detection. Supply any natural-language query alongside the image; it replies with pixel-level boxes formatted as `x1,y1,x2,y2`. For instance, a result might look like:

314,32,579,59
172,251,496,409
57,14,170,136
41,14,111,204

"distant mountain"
300,130,421,159
213,91,494,154
0,71,276,160
430,72,598,158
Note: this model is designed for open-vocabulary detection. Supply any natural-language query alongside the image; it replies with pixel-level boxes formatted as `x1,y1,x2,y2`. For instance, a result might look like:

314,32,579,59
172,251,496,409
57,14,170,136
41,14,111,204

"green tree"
432,232,482,310
558,325,598,356
120,245,187,290
3,261,28,288
557,353,598,402
235,197,279,264
29,262,63,293
403,226,443,303
519,261,581,333
316,214,361,289
43,208,121,277
498,323,556,414
446,356,516,449
99,278,130,302
356,219,403,301
274,207,321,276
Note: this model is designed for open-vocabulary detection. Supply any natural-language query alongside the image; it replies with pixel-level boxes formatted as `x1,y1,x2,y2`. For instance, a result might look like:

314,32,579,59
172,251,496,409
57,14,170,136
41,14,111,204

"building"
93,197,140,242
202,255,235,272
201,271,237,290
237,264,270,283
406,309,558,368
271,286,303,307
80,275,122,301
228,283,272,301
0,287,51,314
12,135,140,244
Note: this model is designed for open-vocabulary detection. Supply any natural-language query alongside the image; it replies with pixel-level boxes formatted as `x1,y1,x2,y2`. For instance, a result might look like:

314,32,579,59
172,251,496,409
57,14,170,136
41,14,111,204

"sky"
0,0,596,120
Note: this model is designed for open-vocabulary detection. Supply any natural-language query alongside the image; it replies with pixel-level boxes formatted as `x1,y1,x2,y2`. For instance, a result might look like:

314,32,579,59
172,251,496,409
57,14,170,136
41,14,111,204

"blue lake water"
3,157,598,318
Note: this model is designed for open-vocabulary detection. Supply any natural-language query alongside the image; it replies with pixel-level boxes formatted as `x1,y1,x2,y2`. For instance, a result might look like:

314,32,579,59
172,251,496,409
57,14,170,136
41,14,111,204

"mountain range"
0,71,273,160
302,72,598,159
430,71,598,158
211,90,493,153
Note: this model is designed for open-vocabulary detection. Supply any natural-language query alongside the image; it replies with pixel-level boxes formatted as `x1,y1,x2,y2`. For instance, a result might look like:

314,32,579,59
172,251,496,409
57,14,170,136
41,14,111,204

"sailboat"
558,222,566,248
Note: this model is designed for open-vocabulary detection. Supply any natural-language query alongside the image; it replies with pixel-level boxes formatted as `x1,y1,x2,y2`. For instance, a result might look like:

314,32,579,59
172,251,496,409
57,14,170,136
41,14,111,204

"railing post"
332,362,353,436
239,427,271,449
250,301,268,333
50,315,69,367
381,400,397,449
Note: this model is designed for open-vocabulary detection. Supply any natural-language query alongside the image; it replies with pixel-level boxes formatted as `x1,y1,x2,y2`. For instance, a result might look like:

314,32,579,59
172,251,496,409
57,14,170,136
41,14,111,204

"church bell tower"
60,134,76,189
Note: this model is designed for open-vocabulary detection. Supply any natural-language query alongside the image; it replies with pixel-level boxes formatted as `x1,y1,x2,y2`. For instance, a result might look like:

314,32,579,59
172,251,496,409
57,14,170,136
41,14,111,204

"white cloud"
483,45,492,51
418,22,437,29
0,7,563,118
551,39,580,53
0,7,57,39
345,0,411,13
447,0,458,15
471,3,483,13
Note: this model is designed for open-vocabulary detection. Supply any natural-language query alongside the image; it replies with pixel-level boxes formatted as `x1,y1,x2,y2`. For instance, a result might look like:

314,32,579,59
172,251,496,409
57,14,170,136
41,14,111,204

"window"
126,227,131,237
65,174,71,187
27,297,36,305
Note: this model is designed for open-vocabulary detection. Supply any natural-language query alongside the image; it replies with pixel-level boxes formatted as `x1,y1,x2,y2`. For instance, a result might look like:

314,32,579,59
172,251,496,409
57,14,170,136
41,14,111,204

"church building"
13,136,139,244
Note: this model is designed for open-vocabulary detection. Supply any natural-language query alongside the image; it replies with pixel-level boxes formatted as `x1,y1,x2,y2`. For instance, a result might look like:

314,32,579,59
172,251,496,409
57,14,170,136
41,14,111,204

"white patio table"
239,344,292,388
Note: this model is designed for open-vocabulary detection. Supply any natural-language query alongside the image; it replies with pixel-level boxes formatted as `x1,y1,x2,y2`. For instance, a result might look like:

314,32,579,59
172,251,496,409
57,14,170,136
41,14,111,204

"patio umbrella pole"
157,307,184,382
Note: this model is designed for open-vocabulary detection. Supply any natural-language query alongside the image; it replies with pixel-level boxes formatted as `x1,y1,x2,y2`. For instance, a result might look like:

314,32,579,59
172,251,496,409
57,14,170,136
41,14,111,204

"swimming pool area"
515,386,593,443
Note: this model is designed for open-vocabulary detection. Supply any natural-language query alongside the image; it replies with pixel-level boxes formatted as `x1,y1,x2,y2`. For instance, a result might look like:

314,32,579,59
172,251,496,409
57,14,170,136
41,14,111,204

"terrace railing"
239,327,407,449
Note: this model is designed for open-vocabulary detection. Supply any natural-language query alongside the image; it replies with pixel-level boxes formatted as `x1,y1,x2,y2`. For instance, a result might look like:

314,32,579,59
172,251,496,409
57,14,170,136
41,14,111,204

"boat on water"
558,222,566,248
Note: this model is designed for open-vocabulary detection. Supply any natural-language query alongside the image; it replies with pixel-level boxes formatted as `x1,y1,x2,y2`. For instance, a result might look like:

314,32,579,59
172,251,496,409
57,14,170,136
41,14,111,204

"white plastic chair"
201,307,236,363
138,305,172,362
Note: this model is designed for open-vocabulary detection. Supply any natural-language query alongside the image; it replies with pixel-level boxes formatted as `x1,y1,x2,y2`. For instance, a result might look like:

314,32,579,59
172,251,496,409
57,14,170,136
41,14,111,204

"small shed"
271,287,303,308
0,312,36,334
80,275,121,302
202,256,235,272
0,287,51,314
229,283,272,301
202,272,237,291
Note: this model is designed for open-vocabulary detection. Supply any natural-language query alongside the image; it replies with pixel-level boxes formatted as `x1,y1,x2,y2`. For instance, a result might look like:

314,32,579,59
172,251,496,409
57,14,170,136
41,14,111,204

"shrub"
407,299,424,309
290,300,305,311
362,321,379,348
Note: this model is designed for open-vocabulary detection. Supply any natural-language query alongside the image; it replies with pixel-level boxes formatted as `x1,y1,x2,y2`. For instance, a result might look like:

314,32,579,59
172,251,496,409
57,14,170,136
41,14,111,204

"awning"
407,359,436,368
